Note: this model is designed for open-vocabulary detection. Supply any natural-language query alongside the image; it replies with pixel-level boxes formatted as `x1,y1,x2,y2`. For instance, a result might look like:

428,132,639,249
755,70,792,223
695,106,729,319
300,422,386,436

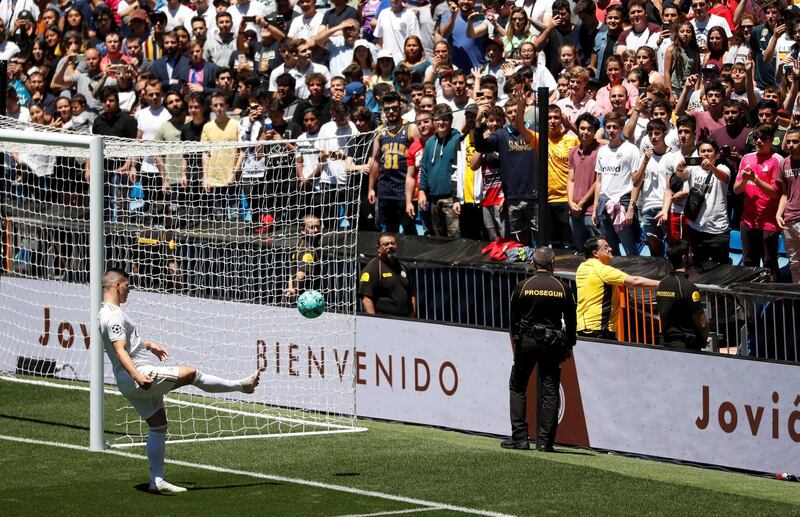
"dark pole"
0,60,6,116
536,87,549,247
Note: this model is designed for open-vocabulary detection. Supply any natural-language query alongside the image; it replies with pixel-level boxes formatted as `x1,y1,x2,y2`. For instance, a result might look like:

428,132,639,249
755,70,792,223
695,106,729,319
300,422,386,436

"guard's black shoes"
500,438,530,450
536,444,555,452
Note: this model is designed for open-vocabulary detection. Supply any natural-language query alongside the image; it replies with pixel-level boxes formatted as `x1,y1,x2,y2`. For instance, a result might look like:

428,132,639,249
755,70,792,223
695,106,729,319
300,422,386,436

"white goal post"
0,121,366,449
0,128,106,451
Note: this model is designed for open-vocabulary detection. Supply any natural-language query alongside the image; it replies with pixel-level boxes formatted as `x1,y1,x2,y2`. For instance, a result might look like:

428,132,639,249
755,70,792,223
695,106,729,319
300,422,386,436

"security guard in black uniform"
358,233,416,317
657,240,709,350
503,247,577,452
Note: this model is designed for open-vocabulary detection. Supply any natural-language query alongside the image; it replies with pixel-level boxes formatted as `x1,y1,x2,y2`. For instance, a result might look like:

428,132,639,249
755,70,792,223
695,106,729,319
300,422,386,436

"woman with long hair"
635,46,666,88
59,7,91,45
704,26,728,70
352,41,375,85
559,43,579,74
43,24,63,57
502,7,534,62
29,37,55,85
401,35,430,80
726,13,755,64
423,40,453,85
595,55,639,112
665,22,701,99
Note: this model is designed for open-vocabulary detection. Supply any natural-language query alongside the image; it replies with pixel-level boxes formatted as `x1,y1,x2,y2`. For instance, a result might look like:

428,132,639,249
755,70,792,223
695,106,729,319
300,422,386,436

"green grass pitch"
0,378,798,516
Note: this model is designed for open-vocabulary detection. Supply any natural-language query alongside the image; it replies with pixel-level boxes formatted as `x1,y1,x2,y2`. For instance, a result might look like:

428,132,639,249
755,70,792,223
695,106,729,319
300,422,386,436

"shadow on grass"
0,413,128,436
134,481,281,494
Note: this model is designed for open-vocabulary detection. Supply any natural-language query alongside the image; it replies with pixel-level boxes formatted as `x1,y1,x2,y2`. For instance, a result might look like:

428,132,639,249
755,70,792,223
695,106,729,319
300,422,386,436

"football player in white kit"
99,268,260,494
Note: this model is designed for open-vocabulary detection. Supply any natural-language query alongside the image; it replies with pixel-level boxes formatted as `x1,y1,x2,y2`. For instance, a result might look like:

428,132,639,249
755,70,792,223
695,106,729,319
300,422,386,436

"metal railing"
402,261,799,364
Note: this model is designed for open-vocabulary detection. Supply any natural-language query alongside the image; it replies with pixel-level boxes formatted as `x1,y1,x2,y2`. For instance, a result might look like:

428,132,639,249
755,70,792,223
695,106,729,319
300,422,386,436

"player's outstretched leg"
174,366,260,394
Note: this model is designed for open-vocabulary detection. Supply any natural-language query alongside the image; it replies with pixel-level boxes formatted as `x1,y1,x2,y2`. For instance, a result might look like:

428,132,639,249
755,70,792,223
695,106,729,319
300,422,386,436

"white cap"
376,49,396,64
354,39,370,51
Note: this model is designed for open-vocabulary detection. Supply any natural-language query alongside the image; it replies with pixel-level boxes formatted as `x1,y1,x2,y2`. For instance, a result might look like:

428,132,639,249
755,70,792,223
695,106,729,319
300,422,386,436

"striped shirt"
576,258,628,333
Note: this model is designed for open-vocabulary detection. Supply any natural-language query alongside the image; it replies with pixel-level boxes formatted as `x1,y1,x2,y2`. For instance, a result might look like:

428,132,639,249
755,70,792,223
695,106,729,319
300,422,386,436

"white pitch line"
1,376,367,439
0,434,515,517
334,507,442,517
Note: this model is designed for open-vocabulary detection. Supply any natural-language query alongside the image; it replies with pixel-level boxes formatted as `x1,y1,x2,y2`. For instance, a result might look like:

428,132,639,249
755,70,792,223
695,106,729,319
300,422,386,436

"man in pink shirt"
734,124,783,279
556,67,601,128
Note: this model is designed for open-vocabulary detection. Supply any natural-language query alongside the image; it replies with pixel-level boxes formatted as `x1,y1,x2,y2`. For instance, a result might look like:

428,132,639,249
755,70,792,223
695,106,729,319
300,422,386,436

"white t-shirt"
691,14,732,48
228,1,272,41
774,33,796,72
0,40,20,60
317,120,358,186
268,61,330,99
373,8,419,63
99,302,149,395
296,130,320,188
136,106,171,173
623,26,659,51
288,11,325,42
596,141,641,200
663,150,696,214
686,162,730,233
239,116,268,178
160,4,196,32
638,150,672,212
639,125,680,153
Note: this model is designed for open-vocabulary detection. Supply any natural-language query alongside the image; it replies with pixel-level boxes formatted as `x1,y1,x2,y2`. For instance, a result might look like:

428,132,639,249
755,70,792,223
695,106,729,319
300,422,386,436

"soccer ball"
297,290,326,319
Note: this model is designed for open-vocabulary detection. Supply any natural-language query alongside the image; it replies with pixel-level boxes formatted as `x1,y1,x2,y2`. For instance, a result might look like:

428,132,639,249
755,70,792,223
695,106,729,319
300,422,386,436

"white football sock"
192,370,247,393
147,424,167,485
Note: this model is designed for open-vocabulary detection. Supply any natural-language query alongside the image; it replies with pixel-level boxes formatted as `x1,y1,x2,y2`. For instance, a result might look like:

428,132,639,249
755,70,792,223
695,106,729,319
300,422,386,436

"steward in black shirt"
503,247,576,452
358,233,415,317
657,240,709,350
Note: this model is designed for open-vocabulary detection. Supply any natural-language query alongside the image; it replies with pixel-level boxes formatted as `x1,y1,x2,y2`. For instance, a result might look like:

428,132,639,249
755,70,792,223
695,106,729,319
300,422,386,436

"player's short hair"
102,267,129,288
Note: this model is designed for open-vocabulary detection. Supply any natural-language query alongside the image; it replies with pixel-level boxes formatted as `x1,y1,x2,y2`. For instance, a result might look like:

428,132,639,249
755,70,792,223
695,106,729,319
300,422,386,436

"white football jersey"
99,303,150,394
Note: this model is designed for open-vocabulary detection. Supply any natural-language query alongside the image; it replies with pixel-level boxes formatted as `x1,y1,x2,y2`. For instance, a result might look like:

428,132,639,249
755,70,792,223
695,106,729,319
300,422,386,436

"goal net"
0,115,370,446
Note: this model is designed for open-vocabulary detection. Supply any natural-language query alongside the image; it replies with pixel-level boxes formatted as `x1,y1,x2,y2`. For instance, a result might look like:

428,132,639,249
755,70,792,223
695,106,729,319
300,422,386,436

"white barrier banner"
1,278,798,474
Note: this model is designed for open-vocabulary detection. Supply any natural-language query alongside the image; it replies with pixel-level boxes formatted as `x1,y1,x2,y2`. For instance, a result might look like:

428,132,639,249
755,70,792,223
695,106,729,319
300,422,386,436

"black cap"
17,10,35,22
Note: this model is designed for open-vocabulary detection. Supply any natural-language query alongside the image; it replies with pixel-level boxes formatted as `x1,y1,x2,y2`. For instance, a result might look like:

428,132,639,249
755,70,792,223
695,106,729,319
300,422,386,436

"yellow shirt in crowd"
201,118,240,188
548,133,579,203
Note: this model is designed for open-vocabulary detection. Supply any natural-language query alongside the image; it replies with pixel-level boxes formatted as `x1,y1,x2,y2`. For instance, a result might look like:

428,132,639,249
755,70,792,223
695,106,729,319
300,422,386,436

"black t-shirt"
180,120,206,177
358,256,415,317
509,272,576,347
291,96,332,126
321,5,359,27
656,271,706,349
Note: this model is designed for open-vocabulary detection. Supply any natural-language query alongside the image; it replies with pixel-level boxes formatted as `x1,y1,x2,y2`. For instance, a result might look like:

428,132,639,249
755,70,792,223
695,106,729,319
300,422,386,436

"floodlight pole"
89,135,105,452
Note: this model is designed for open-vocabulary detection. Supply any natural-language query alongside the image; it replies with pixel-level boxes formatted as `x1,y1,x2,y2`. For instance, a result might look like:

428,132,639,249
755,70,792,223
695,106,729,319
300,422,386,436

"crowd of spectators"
4,0,800,282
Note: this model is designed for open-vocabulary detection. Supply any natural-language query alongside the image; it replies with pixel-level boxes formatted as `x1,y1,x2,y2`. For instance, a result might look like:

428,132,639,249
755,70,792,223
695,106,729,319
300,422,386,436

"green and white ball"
297,290,326,319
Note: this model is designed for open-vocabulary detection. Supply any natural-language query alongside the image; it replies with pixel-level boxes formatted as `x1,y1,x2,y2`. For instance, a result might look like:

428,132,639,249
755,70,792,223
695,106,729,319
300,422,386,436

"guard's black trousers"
509,337,562,447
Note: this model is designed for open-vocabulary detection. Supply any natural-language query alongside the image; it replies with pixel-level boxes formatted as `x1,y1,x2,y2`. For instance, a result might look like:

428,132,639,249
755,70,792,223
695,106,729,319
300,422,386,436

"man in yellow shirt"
576,236,659,340
201,91,241,220
547,105,580,248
